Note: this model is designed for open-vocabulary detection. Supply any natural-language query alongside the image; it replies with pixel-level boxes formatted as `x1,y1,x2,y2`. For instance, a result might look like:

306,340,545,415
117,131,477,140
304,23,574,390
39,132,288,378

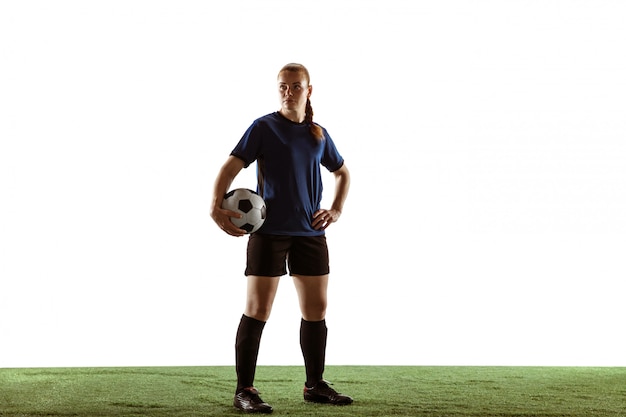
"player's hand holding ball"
212,203,246,237
215,188,267,236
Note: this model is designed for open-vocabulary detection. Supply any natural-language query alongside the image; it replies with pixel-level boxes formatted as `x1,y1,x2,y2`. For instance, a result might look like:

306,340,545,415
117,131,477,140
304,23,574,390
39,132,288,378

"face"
277,70,312,113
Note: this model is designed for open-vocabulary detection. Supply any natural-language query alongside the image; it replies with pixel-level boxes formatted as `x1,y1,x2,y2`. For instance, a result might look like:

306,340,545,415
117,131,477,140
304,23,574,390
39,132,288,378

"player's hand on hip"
312,209,340,231
211,208,247,237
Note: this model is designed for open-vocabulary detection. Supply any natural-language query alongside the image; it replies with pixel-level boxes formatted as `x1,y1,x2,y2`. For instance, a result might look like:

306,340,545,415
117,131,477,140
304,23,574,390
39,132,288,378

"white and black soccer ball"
221,188,267,234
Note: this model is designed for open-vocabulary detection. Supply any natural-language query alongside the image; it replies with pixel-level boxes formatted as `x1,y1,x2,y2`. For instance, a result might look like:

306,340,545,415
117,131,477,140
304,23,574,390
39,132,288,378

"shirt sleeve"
230,120,263,168
320,129,345,172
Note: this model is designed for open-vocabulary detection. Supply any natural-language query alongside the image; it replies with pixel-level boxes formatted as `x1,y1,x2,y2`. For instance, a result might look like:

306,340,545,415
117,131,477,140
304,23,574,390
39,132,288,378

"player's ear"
307,85,312,98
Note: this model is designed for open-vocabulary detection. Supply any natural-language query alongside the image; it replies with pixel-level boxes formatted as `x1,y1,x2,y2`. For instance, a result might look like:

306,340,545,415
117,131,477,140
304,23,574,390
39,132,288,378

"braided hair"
278,63,324,140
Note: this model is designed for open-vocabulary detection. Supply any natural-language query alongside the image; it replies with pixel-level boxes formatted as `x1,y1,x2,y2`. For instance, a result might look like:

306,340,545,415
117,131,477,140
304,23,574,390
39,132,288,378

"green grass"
1,366,624,416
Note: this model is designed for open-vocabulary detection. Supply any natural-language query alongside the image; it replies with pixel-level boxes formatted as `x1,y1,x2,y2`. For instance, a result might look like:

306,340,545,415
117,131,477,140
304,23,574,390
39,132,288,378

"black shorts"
245,234,330,277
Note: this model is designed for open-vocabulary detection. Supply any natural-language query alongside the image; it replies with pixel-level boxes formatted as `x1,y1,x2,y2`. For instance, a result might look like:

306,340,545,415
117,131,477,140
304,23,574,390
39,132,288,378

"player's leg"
236,274,280,390
290,236,330,387
292,273,351,405
238,275,281,382
233,276,279,413
292,273,329,385
292,273,328,322
234,235,290,413
290,237,352,405
244,275,281,321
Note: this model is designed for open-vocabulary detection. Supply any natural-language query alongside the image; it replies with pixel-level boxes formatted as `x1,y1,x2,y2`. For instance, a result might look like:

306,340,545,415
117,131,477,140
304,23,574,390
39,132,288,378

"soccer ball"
221,188,267,234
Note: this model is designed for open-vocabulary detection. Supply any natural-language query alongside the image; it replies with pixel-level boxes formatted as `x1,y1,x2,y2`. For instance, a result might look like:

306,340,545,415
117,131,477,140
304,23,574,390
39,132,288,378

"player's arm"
211,155,247,236
313,163,350,230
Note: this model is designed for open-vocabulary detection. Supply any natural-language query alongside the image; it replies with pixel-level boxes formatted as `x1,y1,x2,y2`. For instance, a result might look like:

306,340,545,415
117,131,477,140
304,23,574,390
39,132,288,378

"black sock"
300,318,327,388
235,314,266,392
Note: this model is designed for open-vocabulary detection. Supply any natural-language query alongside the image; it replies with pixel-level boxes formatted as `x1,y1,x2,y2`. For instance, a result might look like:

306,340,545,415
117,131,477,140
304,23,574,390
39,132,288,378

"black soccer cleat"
303,380,353,405
233,387,273,413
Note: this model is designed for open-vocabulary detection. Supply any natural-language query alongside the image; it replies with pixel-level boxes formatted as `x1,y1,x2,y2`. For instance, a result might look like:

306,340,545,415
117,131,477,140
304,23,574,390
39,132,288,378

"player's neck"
279,108,305,124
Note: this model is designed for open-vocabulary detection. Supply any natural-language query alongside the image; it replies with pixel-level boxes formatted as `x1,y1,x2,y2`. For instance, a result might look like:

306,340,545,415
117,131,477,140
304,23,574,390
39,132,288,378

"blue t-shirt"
231,112,344,236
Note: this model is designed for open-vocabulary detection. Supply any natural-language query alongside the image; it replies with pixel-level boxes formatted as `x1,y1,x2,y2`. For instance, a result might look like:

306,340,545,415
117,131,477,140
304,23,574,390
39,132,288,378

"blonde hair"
278,63,324,140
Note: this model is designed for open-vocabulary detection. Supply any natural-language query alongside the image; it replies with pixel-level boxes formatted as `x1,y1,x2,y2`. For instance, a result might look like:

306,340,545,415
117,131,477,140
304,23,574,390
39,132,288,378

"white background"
1,1,625,368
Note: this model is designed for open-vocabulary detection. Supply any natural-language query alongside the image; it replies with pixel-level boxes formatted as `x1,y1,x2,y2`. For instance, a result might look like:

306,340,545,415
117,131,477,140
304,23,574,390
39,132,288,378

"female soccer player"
210,63,352,413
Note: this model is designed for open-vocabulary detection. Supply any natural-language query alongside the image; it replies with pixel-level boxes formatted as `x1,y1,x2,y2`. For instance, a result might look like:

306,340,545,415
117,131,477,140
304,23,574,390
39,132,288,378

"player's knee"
301,304,326,322
245,303,273,322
